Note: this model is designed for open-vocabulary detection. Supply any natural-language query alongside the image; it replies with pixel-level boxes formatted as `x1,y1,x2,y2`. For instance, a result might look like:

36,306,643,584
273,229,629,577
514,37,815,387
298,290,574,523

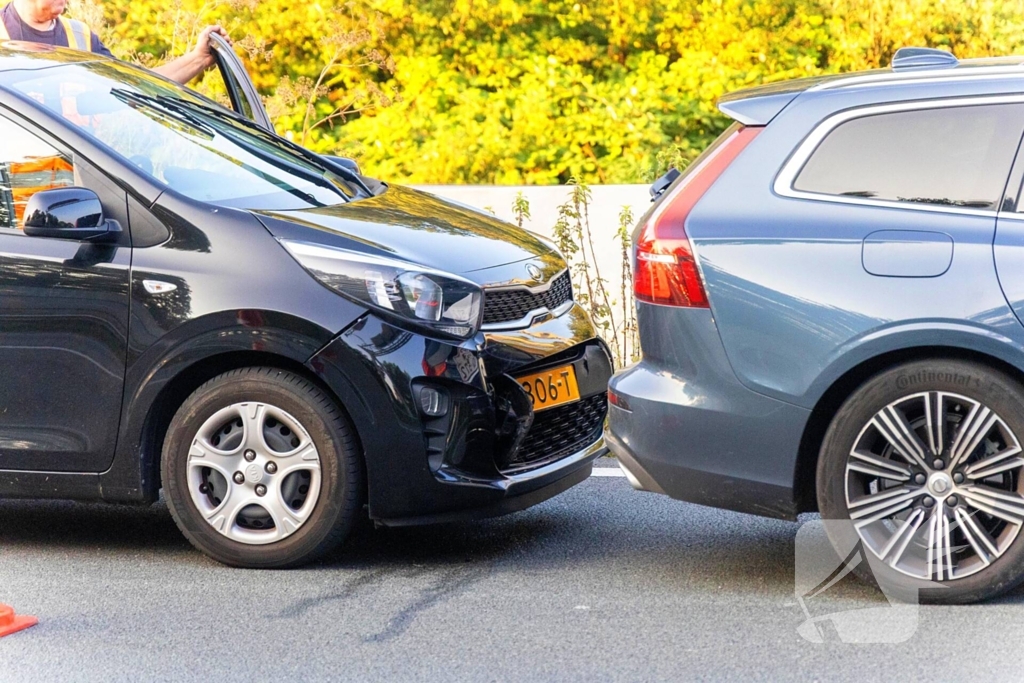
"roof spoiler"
716,82,804,126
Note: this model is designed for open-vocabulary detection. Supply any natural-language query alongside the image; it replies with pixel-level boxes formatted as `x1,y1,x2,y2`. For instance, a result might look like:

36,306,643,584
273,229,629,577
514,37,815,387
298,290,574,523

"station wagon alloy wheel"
188,402,323,545
846,391,1024,581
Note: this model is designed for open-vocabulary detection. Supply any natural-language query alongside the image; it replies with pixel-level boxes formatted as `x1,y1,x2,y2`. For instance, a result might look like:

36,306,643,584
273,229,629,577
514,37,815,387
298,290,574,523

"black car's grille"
483,271,573,326
502,393,607,474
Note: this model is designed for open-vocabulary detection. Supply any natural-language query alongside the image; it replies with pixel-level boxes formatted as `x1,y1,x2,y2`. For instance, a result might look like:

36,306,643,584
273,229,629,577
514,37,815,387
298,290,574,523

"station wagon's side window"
793,104,1024,211
0,116,75,230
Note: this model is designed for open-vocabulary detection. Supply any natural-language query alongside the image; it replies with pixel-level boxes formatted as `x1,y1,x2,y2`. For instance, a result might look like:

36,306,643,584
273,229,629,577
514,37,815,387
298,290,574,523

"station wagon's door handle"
861,230,953,277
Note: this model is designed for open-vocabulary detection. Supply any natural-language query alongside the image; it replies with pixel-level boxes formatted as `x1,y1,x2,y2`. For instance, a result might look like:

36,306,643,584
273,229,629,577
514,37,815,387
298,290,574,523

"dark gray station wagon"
610,48,1024,603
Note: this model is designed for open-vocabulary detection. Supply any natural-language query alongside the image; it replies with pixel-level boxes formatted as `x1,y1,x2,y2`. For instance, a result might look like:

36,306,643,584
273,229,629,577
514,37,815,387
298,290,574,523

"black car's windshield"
0,60,362,210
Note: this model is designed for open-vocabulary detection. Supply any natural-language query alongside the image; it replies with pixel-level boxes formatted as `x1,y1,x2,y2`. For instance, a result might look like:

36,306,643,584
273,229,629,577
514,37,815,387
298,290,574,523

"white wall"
412,184,651,301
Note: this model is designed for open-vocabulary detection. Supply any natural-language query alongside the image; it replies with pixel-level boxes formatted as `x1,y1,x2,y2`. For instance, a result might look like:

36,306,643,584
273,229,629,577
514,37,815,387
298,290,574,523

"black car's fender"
98,192,368,503
99,310,356,503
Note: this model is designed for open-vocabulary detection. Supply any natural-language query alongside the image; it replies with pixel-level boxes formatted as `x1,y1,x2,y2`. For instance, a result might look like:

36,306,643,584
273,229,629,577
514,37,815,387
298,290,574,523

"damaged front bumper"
307,303,611,525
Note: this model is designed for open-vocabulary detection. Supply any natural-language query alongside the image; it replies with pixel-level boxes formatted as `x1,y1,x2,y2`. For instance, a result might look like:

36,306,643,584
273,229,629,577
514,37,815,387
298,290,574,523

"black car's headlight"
280,239,482,339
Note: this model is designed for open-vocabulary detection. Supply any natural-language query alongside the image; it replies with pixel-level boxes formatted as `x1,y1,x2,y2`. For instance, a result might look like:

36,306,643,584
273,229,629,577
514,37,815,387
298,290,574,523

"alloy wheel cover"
187,402,323,545
846,391,1024,581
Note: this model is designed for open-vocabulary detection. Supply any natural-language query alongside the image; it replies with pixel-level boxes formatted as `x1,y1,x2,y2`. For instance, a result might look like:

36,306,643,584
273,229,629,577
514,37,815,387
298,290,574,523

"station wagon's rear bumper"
606,306,811,520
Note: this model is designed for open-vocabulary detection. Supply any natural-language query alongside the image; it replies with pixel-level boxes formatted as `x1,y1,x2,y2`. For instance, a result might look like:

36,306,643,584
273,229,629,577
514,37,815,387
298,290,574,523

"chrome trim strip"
774,95,1024,218
480,268,573,331
502,435,607,485
481,299,574,331
809,65,1024,92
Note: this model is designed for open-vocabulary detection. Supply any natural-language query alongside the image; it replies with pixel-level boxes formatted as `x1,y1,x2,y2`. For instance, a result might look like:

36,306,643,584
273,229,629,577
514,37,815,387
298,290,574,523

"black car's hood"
254,185,565,287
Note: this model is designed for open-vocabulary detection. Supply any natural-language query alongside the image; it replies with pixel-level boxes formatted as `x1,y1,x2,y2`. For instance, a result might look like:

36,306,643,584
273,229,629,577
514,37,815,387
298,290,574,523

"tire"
162,367,363,568
817,359,1024,604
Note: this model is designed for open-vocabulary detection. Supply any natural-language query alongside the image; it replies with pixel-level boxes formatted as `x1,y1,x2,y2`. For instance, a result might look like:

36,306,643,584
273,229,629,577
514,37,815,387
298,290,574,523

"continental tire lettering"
894,370,983,391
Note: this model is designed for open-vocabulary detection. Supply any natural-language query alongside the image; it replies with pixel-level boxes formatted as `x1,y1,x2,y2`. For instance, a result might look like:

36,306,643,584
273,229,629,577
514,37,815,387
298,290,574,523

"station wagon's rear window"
793,104,1024,210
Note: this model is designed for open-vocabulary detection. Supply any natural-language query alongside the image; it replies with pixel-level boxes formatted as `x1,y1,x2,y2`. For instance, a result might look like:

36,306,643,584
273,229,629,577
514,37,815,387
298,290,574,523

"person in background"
0,0,229,84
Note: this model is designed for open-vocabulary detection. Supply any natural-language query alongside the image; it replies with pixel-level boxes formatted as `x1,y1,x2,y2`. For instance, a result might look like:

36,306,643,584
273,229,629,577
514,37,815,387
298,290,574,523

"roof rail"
891,47,959,72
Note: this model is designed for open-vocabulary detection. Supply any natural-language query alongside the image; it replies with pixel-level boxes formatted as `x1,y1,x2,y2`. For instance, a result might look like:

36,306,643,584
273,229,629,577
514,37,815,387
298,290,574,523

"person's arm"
91,34,115,59
153,25,231,85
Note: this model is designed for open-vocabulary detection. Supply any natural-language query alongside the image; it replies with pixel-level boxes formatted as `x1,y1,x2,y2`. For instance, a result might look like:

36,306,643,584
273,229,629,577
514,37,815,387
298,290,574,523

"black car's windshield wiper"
148,95,351,192
111,89,339,207
113,88,371,202
112,88,218,138
151,94,374,199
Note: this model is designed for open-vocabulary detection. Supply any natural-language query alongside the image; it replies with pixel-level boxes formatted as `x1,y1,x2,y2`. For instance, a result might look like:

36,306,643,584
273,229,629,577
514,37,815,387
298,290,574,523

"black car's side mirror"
23,188,121,242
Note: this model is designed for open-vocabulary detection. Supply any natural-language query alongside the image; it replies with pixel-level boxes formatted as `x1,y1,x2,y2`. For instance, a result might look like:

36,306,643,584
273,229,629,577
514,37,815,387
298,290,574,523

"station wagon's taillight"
635,125,762,308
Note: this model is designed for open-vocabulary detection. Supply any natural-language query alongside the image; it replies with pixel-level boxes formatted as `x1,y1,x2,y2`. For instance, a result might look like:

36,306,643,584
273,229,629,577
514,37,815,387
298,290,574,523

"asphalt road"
1,460,1023,681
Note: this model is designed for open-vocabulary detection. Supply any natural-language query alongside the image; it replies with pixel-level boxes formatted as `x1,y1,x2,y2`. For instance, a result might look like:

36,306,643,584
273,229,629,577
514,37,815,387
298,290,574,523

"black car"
0,41,611,568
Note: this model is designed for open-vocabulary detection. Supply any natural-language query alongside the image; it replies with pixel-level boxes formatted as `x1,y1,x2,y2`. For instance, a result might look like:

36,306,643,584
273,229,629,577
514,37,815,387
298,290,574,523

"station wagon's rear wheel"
162,367,362,568
818,360,1024,603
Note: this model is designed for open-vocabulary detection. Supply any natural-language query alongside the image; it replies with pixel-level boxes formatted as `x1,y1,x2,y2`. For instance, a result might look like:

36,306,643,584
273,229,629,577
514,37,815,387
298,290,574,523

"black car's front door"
0,113,130,472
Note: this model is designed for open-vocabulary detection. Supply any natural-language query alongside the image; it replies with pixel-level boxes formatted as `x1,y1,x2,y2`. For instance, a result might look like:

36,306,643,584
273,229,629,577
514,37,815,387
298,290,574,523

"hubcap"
845,391,1024,581
244,463,263,484
927,472,952,499
187,402,322,545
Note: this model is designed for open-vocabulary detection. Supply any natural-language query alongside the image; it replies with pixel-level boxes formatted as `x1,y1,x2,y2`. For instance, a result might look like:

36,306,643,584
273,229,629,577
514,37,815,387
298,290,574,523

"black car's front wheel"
818,360,1024,603
162,367,363,568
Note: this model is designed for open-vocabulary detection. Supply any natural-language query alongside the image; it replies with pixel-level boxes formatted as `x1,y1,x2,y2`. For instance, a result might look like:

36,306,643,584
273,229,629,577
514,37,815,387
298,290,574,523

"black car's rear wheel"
162,367,363,568
818,360,1024,603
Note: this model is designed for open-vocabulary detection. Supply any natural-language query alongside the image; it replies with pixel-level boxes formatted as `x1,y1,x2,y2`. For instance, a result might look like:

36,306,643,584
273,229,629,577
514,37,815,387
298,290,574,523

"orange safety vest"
0,11,94,52
8,156,75,224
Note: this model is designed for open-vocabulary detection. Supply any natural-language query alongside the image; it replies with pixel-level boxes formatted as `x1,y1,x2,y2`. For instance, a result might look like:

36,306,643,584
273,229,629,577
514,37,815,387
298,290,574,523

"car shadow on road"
0,482,807,602
0,498,189,551
0,495,569,561
314,485,807,602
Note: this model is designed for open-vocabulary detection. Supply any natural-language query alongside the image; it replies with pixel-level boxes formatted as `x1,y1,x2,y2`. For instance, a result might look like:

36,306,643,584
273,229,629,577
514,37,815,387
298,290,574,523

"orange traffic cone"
0,603,37,637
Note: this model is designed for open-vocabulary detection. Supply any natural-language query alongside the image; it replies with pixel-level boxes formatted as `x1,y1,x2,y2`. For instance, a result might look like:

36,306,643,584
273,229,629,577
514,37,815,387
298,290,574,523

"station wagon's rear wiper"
839,190,877,198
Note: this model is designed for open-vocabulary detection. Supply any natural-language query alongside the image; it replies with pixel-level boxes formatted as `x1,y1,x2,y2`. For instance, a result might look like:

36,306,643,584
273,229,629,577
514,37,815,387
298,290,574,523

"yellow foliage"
67,0,1024,184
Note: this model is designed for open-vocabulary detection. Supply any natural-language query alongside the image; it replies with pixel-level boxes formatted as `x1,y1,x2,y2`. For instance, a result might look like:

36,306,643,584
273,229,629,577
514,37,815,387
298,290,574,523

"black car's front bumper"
307,304,611,524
